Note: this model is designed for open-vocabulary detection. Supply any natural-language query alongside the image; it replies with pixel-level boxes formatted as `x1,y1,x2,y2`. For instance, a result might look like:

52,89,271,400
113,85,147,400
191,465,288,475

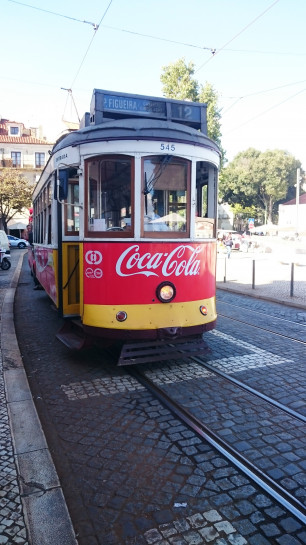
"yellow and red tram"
29,89,220,363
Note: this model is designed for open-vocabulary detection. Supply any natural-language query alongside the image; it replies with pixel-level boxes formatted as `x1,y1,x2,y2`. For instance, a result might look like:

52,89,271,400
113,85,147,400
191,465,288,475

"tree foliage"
160,58,199,101
219,148,301,223
198,82,222,149
160,58,224,160
0,168,33,231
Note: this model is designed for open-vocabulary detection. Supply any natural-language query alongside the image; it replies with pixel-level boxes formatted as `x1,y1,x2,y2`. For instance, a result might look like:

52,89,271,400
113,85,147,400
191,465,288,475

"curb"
1,253,78,545
216,283,306,310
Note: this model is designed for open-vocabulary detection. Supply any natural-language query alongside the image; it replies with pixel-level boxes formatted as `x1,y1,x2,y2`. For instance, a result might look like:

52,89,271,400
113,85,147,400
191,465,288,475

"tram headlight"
116,311,127,322
199,305,208,316
156,282,176,303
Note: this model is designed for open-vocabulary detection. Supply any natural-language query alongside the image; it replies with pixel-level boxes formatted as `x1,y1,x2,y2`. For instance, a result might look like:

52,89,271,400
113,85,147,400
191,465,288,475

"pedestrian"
225,234,233,258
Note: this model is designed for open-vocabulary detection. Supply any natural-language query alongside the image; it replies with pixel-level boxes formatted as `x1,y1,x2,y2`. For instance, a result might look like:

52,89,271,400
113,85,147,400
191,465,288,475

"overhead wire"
195,0,281,73
221,79,306,115
7,0,98,28
5,0,303,144
8,0,303,58
223,87,306,134
69,0,114,89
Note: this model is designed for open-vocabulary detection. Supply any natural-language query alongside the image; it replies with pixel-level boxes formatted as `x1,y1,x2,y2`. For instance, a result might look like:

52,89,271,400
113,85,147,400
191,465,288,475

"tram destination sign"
90,89,207,133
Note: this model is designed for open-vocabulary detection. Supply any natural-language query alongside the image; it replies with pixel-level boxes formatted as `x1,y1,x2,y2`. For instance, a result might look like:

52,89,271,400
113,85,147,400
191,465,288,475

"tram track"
217,311,306,344
217,296,306,344
127,365,306,524
217,296,306,327
190,355,306,423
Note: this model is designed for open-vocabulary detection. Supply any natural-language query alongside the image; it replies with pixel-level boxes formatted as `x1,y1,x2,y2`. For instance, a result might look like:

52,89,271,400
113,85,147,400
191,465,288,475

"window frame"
141,155,191,239
84,155,134,238
64,176,80,236
35,152,45,168
11,151,21,168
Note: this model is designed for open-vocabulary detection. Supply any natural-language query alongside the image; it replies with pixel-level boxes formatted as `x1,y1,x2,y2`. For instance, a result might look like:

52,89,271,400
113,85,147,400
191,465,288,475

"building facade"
278,193,306,234
0,118,53,233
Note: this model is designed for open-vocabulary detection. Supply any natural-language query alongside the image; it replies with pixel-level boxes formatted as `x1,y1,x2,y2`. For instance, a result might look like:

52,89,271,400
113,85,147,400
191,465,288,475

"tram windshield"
142,156,189,236
87,156,132,234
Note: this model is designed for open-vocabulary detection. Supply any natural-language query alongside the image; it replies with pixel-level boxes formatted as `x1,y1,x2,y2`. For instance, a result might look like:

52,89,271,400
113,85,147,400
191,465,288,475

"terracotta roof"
0,118,53,144
282,193,306,205
0,135,52,145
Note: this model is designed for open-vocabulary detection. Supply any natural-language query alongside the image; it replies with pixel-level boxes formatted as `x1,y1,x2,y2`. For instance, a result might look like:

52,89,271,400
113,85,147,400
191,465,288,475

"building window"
10,126,19,135
11,152,21,167
35,153,45,168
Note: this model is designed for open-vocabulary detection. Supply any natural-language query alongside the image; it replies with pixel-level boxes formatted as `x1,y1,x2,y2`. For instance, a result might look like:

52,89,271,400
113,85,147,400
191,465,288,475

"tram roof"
89,89,207,132
52,118,220,155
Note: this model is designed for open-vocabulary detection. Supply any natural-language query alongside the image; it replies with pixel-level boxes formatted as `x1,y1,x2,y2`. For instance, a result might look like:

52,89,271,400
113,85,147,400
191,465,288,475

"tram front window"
142,156,189,236
87,156,132,234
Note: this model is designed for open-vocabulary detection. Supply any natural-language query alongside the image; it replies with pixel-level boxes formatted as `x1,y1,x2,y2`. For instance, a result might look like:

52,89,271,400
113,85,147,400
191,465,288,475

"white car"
7,235,29,249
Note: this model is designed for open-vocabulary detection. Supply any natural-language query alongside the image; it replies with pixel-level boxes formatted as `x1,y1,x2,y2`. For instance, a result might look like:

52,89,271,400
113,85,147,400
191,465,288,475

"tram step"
56,320,90,350
118,336,209,366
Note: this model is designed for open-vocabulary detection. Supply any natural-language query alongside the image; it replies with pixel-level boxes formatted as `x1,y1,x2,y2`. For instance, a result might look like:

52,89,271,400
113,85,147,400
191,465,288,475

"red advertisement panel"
83,242,216,305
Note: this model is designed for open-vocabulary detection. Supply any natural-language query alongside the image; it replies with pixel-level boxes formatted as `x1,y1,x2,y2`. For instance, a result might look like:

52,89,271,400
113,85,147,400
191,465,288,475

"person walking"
225,234,233,258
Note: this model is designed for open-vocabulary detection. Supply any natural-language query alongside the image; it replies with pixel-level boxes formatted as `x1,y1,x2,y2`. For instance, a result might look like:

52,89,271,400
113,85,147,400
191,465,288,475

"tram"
29,89,220,364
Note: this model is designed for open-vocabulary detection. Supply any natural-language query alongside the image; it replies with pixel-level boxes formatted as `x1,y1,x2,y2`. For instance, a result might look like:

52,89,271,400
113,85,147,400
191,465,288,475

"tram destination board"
90,88,207,133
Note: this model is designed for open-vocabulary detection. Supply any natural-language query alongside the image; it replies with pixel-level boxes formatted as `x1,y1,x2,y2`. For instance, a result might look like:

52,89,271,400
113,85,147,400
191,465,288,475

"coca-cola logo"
116,244,202,278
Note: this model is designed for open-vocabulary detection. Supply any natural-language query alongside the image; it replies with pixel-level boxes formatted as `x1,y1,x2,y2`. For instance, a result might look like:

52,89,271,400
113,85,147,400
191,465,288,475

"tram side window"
86,156,132,235
142,156,189,236
37,195,43,243
194,161,217,239
65,178,79,234
47,181,52,244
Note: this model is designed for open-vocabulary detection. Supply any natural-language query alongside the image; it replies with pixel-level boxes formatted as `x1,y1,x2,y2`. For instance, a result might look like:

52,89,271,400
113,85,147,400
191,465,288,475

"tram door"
62,173,81,317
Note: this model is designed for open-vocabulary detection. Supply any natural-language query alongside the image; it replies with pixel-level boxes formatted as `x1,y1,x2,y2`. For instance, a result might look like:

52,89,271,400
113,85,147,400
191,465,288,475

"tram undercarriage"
56,320,215,365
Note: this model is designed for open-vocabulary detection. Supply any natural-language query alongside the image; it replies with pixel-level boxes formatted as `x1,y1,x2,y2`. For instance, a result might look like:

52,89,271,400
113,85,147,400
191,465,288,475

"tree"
0,169,33,232
160,58,224,162
219,149,301,224
198,82,222,149
160,58,198,101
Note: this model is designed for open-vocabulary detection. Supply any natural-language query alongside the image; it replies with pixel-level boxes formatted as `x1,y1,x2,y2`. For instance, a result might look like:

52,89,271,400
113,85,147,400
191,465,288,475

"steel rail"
217,298,306,328
218,312,306,345
191,356,306,423
128,366,306,524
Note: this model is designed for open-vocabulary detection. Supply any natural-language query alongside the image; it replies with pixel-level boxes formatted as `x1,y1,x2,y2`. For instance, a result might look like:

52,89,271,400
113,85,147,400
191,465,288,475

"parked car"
0,230,10,255
7,235,29,249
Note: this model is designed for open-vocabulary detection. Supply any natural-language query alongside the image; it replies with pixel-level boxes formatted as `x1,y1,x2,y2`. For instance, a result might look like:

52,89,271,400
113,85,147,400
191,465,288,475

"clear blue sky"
1,0,305,168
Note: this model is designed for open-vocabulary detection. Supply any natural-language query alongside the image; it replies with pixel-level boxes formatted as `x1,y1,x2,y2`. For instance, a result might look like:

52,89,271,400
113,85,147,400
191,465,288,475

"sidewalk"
0,250,305,544
0,251,77,545
216,251,306,309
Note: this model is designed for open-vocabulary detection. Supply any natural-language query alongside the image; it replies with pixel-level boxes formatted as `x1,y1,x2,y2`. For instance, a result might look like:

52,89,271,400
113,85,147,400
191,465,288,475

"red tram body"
29,90,220,364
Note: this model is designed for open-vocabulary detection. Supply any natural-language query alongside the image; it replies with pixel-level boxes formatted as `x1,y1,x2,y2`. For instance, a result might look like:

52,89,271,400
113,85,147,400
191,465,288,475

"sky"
1,0,306,168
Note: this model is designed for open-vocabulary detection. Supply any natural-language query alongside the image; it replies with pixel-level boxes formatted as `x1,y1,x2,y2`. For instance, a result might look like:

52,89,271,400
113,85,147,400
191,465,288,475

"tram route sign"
90,89,207,133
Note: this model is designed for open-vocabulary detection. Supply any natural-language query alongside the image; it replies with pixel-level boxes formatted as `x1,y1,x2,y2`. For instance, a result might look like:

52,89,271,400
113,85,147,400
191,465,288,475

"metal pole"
252,259,255,289
290,262,294,297
296,168,300,235
223,257,227,283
